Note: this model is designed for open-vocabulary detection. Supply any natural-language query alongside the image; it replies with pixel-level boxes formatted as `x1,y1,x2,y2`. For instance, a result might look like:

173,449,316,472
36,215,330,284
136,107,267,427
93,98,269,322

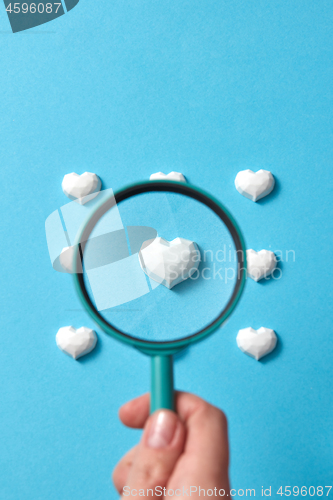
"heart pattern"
236,327,277,360
62,172,101,205
246,249,277,281
150,171,186,182
56,326,97,360
55,168,280,363
139,237,200,289
235,169,275,202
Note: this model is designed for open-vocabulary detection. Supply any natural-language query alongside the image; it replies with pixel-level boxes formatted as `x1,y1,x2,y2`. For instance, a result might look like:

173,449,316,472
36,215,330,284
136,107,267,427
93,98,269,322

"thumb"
121,410,185,499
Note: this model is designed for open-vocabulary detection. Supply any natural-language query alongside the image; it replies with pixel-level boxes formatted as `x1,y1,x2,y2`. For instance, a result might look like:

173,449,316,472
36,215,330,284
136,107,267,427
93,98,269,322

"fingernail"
146,410,178,449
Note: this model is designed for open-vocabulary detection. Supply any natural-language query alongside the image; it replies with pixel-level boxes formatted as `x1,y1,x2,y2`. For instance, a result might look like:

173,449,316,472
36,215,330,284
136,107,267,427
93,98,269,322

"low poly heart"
139,236,200,289
62,172,101,205
56,326,97,360
236,327,277,360
235,169,275,202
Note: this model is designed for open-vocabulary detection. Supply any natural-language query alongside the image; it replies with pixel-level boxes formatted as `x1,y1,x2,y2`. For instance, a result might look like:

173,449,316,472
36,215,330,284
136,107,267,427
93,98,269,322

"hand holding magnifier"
73,181,246,413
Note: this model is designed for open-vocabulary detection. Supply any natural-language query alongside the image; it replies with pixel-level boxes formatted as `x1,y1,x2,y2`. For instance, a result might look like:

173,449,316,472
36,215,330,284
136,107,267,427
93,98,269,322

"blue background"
0,1,332,498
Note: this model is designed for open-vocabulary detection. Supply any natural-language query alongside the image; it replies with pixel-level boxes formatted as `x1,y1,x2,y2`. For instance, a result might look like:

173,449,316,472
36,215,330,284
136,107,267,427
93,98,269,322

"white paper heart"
235,169,275,202
139,237,200,289
150,171,186,182
237,327,277,360
56,326,97,360
62,172,101,205
246,249,277,281
59,245,82,274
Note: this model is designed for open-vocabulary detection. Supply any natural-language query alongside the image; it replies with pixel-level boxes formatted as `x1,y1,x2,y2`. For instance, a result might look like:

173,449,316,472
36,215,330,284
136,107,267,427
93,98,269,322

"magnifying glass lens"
80,190,239,343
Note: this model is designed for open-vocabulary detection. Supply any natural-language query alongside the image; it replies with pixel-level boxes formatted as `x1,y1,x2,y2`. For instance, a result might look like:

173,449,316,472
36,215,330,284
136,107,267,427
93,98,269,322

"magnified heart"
139,237,200,289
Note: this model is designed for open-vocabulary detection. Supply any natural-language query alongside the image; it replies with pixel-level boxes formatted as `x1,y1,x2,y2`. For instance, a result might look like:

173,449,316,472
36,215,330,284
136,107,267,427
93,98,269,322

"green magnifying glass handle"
150,355,174,413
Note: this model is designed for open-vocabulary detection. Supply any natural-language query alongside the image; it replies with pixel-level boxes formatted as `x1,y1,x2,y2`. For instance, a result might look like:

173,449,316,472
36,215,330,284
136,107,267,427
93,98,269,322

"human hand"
113,392,230,499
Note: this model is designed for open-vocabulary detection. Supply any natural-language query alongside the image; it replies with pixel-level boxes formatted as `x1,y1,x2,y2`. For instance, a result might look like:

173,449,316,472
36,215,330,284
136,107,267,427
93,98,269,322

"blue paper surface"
0,1,332,498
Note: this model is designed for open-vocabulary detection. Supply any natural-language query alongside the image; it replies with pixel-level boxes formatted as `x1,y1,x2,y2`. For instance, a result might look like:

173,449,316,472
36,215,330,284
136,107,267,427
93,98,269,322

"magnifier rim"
73,181,247,352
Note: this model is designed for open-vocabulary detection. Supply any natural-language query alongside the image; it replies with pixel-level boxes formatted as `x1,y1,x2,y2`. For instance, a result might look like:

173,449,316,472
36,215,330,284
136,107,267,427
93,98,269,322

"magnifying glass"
72,181,246,413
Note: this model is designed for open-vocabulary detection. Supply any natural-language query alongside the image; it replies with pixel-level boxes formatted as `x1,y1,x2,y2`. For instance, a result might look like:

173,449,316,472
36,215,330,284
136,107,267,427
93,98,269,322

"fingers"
119,392,229,486
120,409,186,499
119,391,226,434
119,391,201,428
112,446,137,494
171,397,229,488
119,393,150,428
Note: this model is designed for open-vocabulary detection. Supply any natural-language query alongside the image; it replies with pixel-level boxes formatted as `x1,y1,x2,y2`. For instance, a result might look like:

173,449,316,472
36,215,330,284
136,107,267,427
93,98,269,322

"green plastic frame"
73,180,247,412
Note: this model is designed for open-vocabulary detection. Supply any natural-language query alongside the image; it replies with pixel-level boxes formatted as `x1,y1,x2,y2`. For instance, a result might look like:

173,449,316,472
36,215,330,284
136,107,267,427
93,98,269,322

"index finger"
119,391,228,439
119,391,229,473
119,391,207,428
